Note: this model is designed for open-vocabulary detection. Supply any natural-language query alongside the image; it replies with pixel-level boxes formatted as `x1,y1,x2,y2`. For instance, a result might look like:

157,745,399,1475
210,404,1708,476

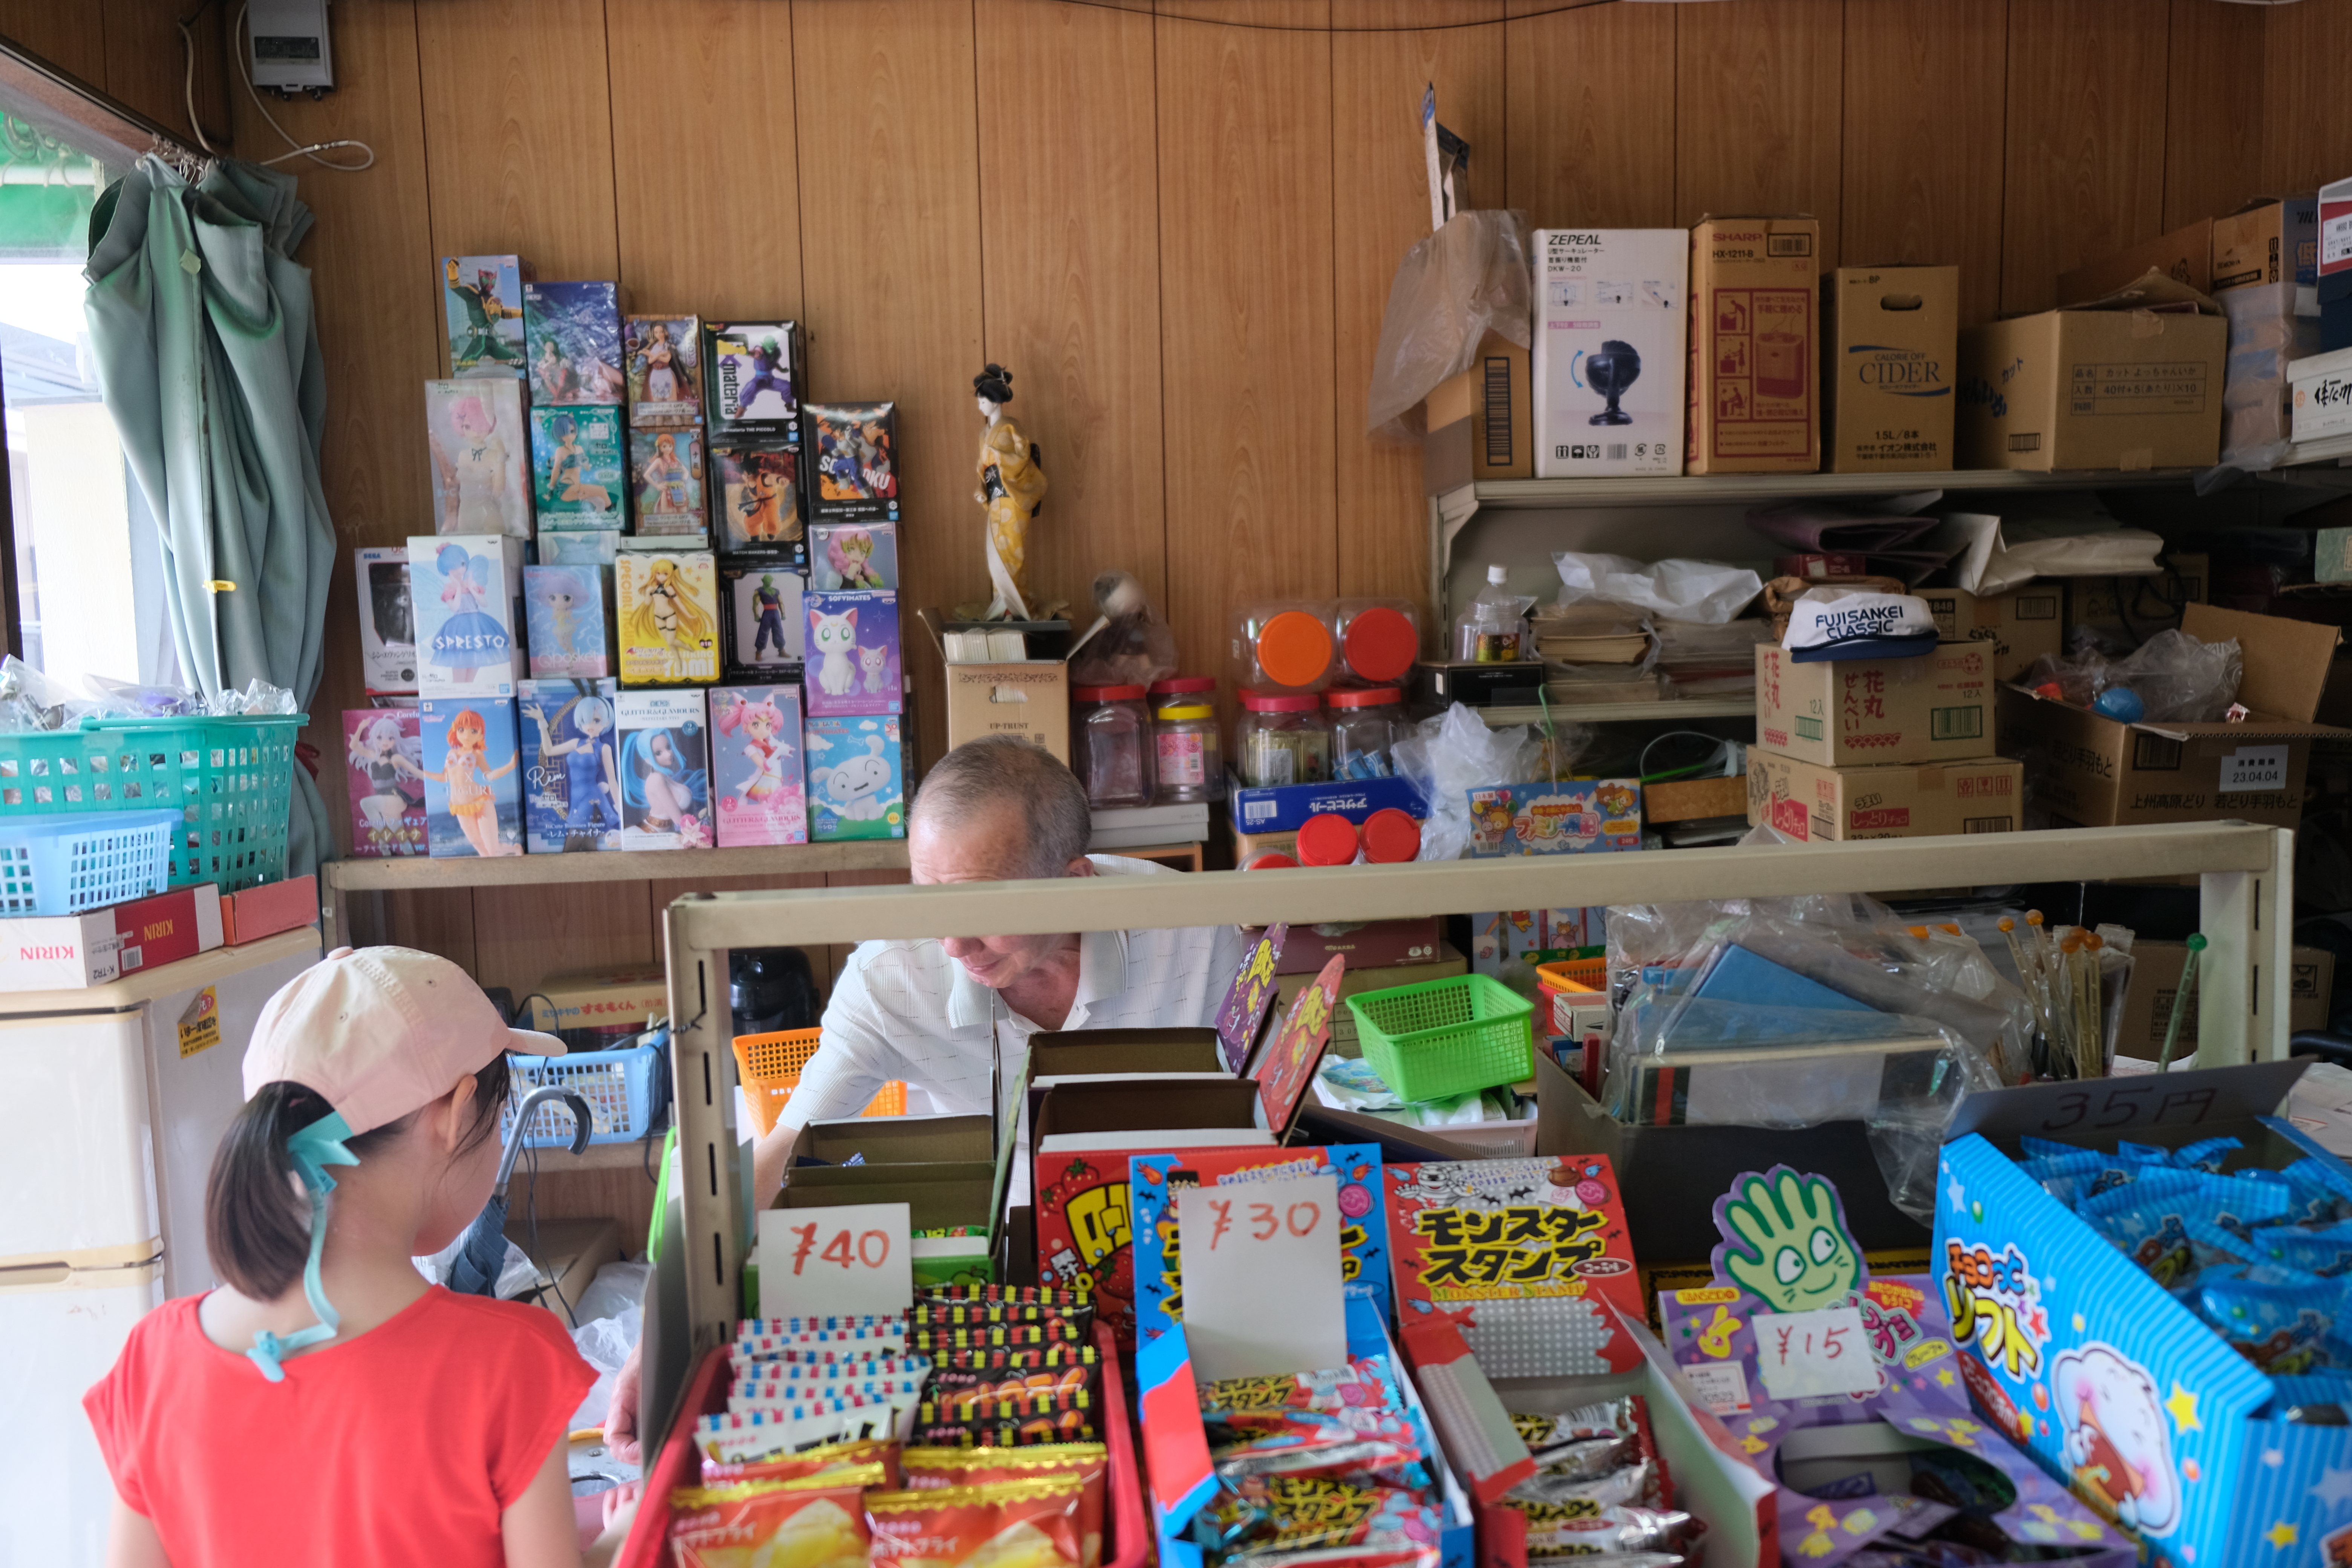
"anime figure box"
408,534,527,699
529,404,626,530
418,697,523,858
523,564,613,680
809,521,897,593
523,279,625,404
801,401,900,523
354,545,416,696
614,686,710,850
614,550,721,687
631,426,706,537
720,562,804,679
344,709,426,858
803,589,902,718
442,254,531,378
710,684,807,848
704,320,803,439
805,715,904,842
710,441,805,562
519,678,621,853
624,314,702,428
426,378,531,539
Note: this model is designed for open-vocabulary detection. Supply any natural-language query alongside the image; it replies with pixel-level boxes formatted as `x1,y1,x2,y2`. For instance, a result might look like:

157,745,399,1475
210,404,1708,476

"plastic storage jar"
1335,600,1420,687
1148,677,1220,804
1326,687,1403,779
1237,848,1298,871
1071,685,1154,808
1361,807,1422,864
1295,813,1360,867
1232,603,1337,694
1235,692,1331,787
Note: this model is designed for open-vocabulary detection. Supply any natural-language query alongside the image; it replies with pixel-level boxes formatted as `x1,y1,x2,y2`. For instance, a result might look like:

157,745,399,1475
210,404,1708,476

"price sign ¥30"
1175,1171,1346,1382
755,1201,914,1320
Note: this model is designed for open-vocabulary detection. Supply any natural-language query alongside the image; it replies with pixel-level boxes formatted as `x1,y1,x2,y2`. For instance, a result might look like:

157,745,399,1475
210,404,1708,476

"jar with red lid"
1237,847,1298,871
1071,684,1153,808
1147,676,1220,804
1360,807,1422,864
1327,686,1402,780
1334,599,1420,688
1235,692,1330,788
1295,813,1360,867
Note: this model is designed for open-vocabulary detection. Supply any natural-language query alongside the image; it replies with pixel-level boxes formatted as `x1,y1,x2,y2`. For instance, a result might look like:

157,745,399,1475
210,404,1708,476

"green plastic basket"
0,714,306,892
1346,973,1536,1102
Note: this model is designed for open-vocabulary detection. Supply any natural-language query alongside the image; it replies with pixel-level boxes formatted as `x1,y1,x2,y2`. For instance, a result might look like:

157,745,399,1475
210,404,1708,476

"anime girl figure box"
442,254,531,378
808,521,897,593
804,715,904,842
710,441,805,562
519,677,621,853
418,697,523,858
522,280,625,404
344,709,426,858
710,684,807,848
614,550,721,686
614,686,710,850
407,534,527,699
802,590,902,718
523,564,613,679
425,378,530,539
354,546,416,695
528,405,626,530
720,562,804,678
801,401,900,523
630,426,706,536
537,529,621,567
703,320,803,438
623,314,702,428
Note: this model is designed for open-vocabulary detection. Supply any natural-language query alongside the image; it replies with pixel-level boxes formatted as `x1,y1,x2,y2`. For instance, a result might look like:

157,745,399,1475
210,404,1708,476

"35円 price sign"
1175,1172,1345,1381
756,1201,913,1319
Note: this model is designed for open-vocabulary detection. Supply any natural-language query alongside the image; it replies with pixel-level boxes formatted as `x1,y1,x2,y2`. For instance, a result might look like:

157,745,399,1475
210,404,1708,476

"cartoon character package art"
805,716,903,842
345,709,426,858
614,549,721,686
519,677,621,852
810,521,898,592
711,684,808,848
712,441,806,557
425,378,530,539
802,401,900,522
705,319,804,436
522,279,624,404
524,564,613,679
417,697,523,858
721,563,806,677
630,426,706,536
528,404,626,528
441,253,531,378
407,533,526,698
623,313,702,427
614,686,710,850
1464,779,1642,858
804,589,903,718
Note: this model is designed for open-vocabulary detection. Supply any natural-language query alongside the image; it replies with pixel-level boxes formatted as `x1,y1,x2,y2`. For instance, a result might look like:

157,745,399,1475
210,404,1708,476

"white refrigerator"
0,927,320,1566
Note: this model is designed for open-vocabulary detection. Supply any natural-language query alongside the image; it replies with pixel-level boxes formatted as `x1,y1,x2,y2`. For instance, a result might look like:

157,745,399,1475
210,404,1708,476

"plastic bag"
412,1233,541,1300
83,675,207,718
571,1302,644,1431
1390,703,1546,862
1365,209,1533,442
0,656,95,732
1551,554,1762,625
574,1257,655,1326
211,677,299,716
2022,628,2242,723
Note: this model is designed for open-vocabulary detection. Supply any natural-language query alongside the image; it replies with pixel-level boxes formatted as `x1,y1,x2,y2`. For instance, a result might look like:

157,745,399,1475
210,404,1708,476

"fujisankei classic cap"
1782,587,1939,663
242,946,565,1135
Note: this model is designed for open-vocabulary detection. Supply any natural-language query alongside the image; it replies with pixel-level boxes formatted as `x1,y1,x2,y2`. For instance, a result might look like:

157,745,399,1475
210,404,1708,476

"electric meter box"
247,0,335,95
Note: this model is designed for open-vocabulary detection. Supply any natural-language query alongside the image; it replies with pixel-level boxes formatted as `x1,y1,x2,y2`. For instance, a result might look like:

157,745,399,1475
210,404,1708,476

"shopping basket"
0,808,181,916
507,1042,665,1146
1346,973,1535,1102
732,1027,906,1135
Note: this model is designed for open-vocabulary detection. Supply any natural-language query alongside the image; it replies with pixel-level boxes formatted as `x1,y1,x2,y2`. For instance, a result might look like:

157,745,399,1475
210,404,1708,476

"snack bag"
2199,1272,2352,1376
1516,1504,1700,1561
702,1440,902,1489
1504,1457,1660,1510
931,1358,1098,1416
867,1476,1086,1568
1205,1409,1430,1489
1198,1357,1399,1419
921,1283,1093,1309
668,1477,870,1568
902,1445,1108,1567
1192,1476,1444,1563
2247,1221,2352,1278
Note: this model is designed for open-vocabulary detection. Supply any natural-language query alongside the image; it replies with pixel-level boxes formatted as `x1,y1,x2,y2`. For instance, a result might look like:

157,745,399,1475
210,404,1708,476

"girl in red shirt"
85,947,597,1567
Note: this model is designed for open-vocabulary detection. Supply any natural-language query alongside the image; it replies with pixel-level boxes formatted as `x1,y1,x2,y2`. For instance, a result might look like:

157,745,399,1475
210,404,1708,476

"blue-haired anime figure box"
408,533,526,699
523,563,612,679
442,254,532,378
704,320,803,439
529,405,627,530
614,686,710,850
523,280,625,404
519,677,621,853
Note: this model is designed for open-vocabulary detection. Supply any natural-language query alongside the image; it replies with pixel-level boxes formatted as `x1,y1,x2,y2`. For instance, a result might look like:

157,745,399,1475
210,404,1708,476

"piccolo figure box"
529,405,626,530
344,709,426,858
710,684,807,848
523,564,613,680
704,320,802,438
408,534,526,699
809,521,897,593
426,379,530,539
614,550,721,686
418,697,523,859
631,426,706,537
354,546,416,695
615,687,710,850
802,401,900,522
805,715,904,842
442,254,531,378
519,677,621,853
710,441,805,560
720,562,804,678
803,589,902,718
624,314,701,427
523,279,625,404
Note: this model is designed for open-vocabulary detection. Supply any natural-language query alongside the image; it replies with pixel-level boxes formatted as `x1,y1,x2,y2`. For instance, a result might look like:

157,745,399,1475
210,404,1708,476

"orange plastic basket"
732,1027,905,1136
1536,957,1607,994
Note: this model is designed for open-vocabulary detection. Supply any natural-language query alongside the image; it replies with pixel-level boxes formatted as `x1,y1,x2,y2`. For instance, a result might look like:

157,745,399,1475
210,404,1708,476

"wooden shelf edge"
1476,697,1756,726
1456,468,2199,510
323,839,910,893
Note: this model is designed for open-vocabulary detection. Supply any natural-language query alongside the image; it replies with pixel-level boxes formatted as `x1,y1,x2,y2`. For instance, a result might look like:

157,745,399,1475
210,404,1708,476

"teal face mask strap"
245,1109,359,1383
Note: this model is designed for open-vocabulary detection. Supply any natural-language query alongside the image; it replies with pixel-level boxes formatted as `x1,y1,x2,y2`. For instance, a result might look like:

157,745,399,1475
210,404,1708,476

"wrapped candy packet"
2269,1372,2352,1423
912,1321,1084,1355
931,1358,1097,1415
700,1439,900,1488
1199,1358,1400,1420
1518,1503,1700,1560
668,1476,871,1568
698,1400,912,1464
902,1444,1108,1568
1206,1409,1431,1490
920,1283,1092,1309
914,1300,1095,1331
1503,1457,1659,1511
1191,1476,1442,1563
738,1315,904,1338
2172,1136,2243,1173
2246,1222,2352,1278
731,1375,928,1414
867,1475,1087,1568
2199,1272,2351,1376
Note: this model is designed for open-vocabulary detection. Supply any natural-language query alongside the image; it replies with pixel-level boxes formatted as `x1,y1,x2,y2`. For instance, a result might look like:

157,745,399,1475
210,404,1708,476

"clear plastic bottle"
1453,564,1537,662
1235,692,1331,787
1326,686,1403,779
1148,677,1221,803
1071,684,1153,807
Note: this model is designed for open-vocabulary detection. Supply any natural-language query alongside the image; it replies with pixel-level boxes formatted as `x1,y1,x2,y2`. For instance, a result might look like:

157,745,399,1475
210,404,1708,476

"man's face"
909,801,1087,990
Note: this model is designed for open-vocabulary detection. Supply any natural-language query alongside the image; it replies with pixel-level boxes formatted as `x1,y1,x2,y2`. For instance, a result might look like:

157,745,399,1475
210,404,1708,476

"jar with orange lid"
1326,686,1403,779
1231,603,1338,694
1333,599,1420,688
1148,676,1220,804
1234,692,1330,788
1071,684,1153,808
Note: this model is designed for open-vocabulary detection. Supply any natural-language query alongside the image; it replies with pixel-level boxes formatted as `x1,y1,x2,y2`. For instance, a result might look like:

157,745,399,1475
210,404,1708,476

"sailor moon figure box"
704,320,803,438
711,684,807,847
801,401,900,522
720,562,804,677
802,589,902,718
523,564,613,679
426,379,530,539
630,426,706,536
344,709,426,858
624,314,702,427
407,533,526,699
528,405,626,529
615,687,710,850
354,546,416,695
710,441,805,560
441,254,531,378
523,279,625,404
614,549,721,686
805,715,904,842
809,521,897,592
519,677,621,853
418,697,523,858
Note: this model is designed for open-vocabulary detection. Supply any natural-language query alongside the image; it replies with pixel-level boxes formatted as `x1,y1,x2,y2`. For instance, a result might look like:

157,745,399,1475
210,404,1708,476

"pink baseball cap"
243,946,566,1135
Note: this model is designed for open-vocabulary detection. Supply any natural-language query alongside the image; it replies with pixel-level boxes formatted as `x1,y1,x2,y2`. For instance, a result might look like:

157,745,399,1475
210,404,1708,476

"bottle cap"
1073,684,1147,702
1254,611,1334,689
1238,850,1297,872
1156,704,1214,721
1360,808,1422,864
1239,691,1323,714
1148,676,1217,695
1326,686,1401,709
1486,564,1509,584
1341,606,1417,683
1295,813,1360,867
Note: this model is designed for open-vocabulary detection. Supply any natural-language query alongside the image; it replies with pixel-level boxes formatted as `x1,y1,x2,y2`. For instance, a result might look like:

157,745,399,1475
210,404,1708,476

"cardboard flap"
1946,1060,2309,1143
1030,1079,1263,1149
2061,268,2222,317
1027,1028,1226,1079
2184,602,2342,721
798,1113,995,1167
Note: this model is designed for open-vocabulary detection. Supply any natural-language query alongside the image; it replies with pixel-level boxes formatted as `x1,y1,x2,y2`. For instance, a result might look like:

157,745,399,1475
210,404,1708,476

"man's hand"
606,1341,644,1464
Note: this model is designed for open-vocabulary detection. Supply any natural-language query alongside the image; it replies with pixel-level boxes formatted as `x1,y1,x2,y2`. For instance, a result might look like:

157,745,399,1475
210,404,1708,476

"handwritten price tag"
756,1202,913,1320
1750,1305,1880,1400
1175,1172,1345,1382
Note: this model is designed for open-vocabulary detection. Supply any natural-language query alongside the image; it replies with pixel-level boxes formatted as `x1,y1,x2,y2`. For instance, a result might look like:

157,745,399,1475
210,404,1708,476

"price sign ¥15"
755,1202,914,1320
1175,1171,1346,1382
1750,1305,1881,1401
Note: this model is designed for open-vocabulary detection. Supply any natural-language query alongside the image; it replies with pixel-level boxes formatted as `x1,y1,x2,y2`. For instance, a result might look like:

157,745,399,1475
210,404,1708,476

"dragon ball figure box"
630,426,706,536
624,313,702,428
442,254,532,378
704,320,803,439
802,401,901,523
523,280,626,405
711,441,806,562
529,405,627,530
614,549,721,686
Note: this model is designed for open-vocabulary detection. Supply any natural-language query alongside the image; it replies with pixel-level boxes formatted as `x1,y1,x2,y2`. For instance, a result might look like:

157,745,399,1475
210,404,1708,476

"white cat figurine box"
802,589,902,718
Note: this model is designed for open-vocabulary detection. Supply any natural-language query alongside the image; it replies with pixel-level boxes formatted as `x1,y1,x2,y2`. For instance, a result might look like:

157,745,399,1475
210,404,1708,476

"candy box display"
518,678,620,853
623,313,701,427
704,319,802,436
802,401,900,522
424,378,530,539
629,426,705,536
720,563,805,677
1470,908,1608,972
343,709,425,857
805,715,904,841
803,589,902,718
523,564,612,679
711,442,805,557
417,697,522,858
441,253,530,378
407,533,526,698
710,684,807,848
613,687,710,850
522,279,624,404
810,521,897,592
354,545,416,695
614,550,721,686
528,405,626,527
1465,780,1642,857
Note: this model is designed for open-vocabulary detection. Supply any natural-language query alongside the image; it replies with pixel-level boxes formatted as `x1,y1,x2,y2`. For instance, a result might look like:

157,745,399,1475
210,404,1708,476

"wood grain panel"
381,888,479,978
2162,0,2262,231
1157,0,1329,25
1342,0,1504,26
605,0,803,319
1840,0,2007,327
975,0,1165,625
793,0,983,777
1156,12,1336,714
471,882,655,1005
1505,1,1677,230
1332,12,1502,616
100,0,228,149
0,4,102,81
507,1165,657,1248
647,872,833,1005
1999,0,2171,315
1676,0,1844,267
2259,0,2352,194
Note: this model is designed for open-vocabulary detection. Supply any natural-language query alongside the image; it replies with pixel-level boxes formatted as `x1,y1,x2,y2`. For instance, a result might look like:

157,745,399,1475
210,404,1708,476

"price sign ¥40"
755,1202,914,1320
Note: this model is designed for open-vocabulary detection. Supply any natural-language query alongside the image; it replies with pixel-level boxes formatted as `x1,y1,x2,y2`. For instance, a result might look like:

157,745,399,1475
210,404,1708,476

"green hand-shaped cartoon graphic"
1717,1168,1860,1312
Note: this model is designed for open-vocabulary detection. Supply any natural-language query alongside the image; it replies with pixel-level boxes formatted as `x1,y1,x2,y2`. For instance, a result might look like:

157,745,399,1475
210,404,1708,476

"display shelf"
1476,695,1754,727
1441,469,2196,516
2283,431,2352,468
506,1138,662,1175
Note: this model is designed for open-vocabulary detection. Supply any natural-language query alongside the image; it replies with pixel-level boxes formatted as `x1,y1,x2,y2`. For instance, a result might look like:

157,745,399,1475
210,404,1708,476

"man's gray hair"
910,736,1092,876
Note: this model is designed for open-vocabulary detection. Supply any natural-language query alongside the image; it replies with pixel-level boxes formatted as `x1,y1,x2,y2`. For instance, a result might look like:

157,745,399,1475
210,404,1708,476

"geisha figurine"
973,363,1047,621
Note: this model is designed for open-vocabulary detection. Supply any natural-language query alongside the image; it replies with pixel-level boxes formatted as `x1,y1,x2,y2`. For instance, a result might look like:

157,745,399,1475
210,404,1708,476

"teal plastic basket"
0,808,181,916
0,715,305,893
1346,973,1536,1102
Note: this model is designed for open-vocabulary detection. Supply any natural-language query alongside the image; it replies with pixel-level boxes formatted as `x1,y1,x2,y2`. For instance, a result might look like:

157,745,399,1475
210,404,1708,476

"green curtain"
81,154,334,875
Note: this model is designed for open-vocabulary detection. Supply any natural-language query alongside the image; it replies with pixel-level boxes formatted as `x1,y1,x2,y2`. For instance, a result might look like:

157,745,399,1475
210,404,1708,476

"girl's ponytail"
205,1082,332,1301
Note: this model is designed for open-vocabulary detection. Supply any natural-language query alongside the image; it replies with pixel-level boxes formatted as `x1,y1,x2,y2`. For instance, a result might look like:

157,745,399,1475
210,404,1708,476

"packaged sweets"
623,313,701,427
1504,1456,1660,1510
928,1361,1096,1415
902,1446,1106,1568
354,545,416,695
417,697,523,858
712,442,806,555
909,1319,1081,1355
720,562,805,677
711,684,808,847
615,549,721,685
705,320,804,436
1518,1504,1700,1561
804,589,903,718
630,425,706,536
913,1300,1093,1331
810,521,897,591
425,378,530,539
732,1377,927,1414
1192,1477,1441,1562
529,405,626,528
344,709,426,858
1199,1358,1396,1418
408,533,527,698
919,1284,1092,1309
522,279,624,403
735,1320,910,1354
867,1476,1085,1568
702,1439,903,1489
1204,1409,1429,1488
668,1476,870,1568
802,401,900,522
441,253,530,378
698,1400,912,1465
538,527,621,566
613,686,710,850
524,564,613,679
518,678,620,852
2199,1272,2350,1375
805,715,905,842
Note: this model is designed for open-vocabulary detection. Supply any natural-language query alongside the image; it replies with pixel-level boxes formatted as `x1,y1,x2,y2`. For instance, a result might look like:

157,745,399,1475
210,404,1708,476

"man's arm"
749,1002,900,1208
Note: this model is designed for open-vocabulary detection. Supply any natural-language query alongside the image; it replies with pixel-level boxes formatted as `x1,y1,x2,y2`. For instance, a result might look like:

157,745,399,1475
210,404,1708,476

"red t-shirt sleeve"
82,1301,178,1517
467,1298,599,1510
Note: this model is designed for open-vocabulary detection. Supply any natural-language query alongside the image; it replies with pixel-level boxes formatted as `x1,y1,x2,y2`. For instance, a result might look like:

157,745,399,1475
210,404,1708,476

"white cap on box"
1783,588,1939,663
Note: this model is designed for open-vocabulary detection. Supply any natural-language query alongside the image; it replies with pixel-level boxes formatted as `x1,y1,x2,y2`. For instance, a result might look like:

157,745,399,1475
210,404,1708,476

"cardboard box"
524,964,670,1043
1533,229,1687,478
2003,602,2348,828
1273,945,1465,1055
1227,773,1424,837
1470,907,1608,971
220,876,317,946
2056,216,2213,304
1774,550,1870,580
2222,277,2323,459
354,547,416,695
409,534,528,699
2319,172,2352,277
1747,752,2020,841
2112,940,2332,1058
2291,344,2352,442
2211,195,2318,293
1754,642,1997,767
1685,216,1820,474
1956,276,2228,471
110,884,223,974
914,609,1070,764
1274,917,1441,975
1822,264,1959,473
1423,331,1530,487
0,910,122,989
1916,585,2062,681
1642,773,1748,824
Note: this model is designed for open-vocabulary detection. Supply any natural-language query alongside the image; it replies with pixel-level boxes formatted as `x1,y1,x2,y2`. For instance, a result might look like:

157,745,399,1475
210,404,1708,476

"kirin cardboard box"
1917,585,2062,682
1747,752,2023,841
1822,264,1959,473
1754,642,1997,767
1686,215,1821,474
2000,603,2348,829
